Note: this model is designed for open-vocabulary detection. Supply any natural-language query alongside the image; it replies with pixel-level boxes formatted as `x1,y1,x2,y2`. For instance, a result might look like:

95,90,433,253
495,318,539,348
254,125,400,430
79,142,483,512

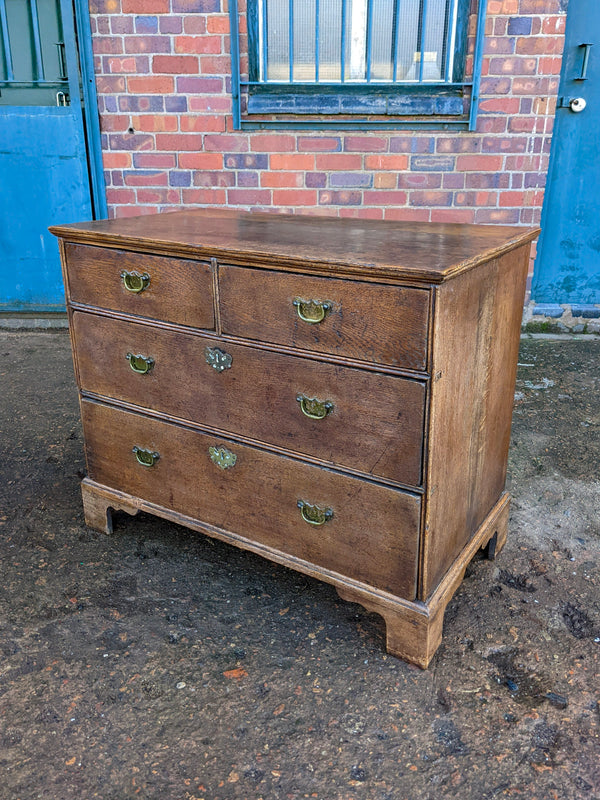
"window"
229,0,487,128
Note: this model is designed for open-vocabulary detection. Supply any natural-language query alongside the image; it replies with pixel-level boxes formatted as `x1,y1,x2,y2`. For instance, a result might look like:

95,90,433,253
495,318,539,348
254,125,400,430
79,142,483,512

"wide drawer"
219,266,430,372
63,243,215,329
73,311,426,487
81,400,420,598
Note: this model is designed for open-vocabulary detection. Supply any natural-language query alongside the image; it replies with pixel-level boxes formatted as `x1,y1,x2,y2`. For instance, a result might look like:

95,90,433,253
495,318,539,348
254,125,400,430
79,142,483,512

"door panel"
533,0,600,304
0,0,93,310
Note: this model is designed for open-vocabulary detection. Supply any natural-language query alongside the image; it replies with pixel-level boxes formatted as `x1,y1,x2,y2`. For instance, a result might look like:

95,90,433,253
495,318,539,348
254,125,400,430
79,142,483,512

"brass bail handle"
132,446,160,467
297,500,334,526
293,298,332,324
126,352,154,374
296,394,334,420
121,270,150,293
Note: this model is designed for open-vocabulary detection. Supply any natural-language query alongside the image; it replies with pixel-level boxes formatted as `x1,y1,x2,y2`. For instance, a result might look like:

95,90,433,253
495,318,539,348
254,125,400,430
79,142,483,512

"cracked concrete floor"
0,331,598,800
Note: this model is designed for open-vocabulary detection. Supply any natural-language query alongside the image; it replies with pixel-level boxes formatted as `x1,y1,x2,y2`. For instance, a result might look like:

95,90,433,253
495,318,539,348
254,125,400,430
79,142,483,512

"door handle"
575,43,592,81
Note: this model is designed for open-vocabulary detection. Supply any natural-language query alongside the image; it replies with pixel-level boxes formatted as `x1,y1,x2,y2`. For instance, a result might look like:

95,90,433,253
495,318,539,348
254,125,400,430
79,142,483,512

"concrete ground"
0,330,598,800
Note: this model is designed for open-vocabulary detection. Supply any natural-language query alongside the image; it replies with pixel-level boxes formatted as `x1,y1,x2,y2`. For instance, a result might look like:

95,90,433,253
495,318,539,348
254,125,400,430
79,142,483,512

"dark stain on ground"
0,332,599,799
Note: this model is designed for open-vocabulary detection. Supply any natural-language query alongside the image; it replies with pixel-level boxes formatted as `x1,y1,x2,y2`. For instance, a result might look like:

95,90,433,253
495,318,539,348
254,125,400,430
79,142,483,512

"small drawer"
63,243,215,329
219,266,430,371
73,311,426,486
81,400,420,598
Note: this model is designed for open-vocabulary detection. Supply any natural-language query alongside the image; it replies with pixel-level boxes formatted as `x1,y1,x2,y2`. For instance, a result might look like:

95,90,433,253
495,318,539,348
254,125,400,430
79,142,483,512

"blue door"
533,0,600,304
0,0,93,311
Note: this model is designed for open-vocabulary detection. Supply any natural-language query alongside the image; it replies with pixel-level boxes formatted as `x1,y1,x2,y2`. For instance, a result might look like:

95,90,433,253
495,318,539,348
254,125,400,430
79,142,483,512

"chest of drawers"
51,209,537,668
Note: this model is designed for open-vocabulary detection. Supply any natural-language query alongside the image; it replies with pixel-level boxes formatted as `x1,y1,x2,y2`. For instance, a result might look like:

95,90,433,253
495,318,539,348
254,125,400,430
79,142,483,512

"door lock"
569,97,587,113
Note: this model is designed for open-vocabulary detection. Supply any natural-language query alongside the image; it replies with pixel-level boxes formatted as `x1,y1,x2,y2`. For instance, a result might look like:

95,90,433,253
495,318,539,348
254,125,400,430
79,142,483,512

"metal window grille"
258,0,459,85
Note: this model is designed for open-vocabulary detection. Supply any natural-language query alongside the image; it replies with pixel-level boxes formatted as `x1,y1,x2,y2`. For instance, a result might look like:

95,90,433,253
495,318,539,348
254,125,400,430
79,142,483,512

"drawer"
219,266,430,372
64,243,215,329
73,311,426,487
81,400,420,598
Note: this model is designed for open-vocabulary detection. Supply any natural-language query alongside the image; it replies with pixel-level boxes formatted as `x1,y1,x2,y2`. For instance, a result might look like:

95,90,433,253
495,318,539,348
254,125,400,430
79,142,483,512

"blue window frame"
228,0,487,129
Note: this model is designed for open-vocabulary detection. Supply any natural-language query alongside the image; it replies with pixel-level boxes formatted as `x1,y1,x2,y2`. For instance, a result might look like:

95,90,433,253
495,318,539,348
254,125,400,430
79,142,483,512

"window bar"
442,0,456,82
315,0,320,82
340,0,347,82
229,0,241,127
469,0,488,130
391,0,401,83
261,0,268,82
288,0,294,82
29,0,45,82
0,0,14,81
365,0,374,82
418,0,429,83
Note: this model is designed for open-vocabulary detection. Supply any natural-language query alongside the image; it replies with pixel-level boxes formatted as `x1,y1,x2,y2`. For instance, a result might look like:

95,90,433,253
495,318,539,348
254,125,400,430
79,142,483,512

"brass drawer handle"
209,445,237,470
205,346,232,372
132,446,160,467
126,352,154,374
121,270,150,293
297,500,334,526
293,298,332,324
296,394,333,420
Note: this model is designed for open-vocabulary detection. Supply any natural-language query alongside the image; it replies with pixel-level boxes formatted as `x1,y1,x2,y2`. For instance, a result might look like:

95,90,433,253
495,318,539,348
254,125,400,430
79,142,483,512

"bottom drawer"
81,400,420,599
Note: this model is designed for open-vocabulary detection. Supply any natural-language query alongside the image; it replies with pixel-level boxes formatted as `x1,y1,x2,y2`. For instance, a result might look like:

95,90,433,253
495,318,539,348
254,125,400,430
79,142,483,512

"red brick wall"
90,0,566,230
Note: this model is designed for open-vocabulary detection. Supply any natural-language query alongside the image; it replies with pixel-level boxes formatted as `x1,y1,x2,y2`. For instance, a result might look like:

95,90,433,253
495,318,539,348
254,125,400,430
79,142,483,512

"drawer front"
73,311,426,487
64,243,215,329
219,266,430,371
81,400,420,598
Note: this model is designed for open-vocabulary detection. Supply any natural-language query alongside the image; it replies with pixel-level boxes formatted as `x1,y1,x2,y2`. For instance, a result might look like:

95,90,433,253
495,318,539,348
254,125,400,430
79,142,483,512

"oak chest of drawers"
51,209,538,668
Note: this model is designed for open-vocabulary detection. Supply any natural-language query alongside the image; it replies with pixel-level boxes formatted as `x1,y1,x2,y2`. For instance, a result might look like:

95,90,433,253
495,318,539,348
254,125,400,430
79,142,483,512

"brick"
193,172,236,187
160,16,183,33
100,114,129,132
102,152,132,168
179,115,226,132
165,96,188,112
153,55,198,74
97,75,127,95
411,155,455,172
484,37,515,55
454,191,498,207
155,133,204,151
499,191,526,207
478,97,521,114
390,137,435,154
442,173,465,190
488,57,537,76
204,135,249,152
172,0,220,10
124,36,172,54
542,16,566,35
237,172,259,187
330,173,372,188
176,77,223,93
362,191,408,206
430,208,476,223
199,55,232,74
135,15,159,33
297,136,342,152
130,115,178,132
182,188,227,204
465,172,503,189
318,191,362,206
456,155,504,171
106,188,137,204
538,57,563,75
115,206,160,218
180,152,227,169
364,155,409,170
271,154,315,170
508,117,536,133
182,16,206,34
250,134,296,152
136,188,181,204
224,153,268,169
207,15,231,33
227,189,272,206
516,36,563,55
476,117,509,134
175,36,222,54
110,17,134,34
108,133,154,151
122,0,169,11
398,173,442,190
409,191,453,207
374,173,397,189
134,153,177,168
127,75,174,93
481,136,528,153
436,138,481,154
123,169,169,186
474,208,520,224
384,208,430,221
272,190,318,206
118,95,164,112
306,173,327,188
479,77,512,95
261,172,304,188
188,97,230,113
524,172,545,188
343,136,387,153
339,208,384,220
107,56,148,73
92,36,124,54
507,16,532,35
315,154,363,171
519,0,561,11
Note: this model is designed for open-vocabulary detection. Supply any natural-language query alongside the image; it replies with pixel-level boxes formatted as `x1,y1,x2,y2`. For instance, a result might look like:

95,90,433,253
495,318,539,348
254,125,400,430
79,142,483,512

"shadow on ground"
0,332,598,800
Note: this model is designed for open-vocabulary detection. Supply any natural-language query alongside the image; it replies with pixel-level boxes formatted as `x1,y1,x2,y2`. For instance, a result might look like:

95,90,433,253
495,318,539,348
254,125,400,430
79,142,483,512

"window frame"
229,0,487,130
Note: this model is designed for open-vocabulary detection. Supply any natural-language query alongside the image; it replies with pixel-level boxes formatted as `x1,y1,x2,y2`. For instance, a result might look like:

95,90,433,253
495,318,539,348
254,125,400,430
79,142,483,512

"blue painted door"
533,0,600,304
0,0,93,311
